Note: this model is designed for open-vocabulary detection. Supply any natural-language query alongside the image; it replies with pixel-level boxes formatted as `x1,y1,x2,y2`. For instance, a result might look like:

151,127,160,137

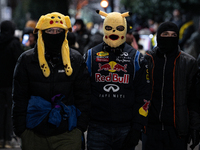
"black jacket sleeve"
12,54,30,137
132,53,151,130
189,69,200,131
73,57,91,132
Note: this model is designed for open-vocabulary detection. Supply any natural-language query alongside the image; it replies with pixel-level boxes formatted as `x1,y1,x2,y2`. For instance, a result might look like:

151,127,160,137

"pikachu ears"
33,12,72,34
96,10,132,18
65,16,72,32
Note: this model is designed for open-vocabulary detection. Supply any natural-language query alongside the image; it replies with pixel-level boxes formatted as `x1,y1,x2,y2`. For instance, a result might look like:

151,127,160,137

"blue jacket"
26,95,81,131
85,42,151,130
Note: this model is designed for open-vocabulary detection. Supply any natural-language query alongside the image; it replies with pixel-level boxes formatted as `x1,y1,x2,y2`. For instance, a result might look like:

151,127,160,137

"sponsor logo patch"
58,70,65,73
96,51,109,57
95,73,129,84
103,84,120,92
139,99,150,117
96,51,109,62
98,61,127,72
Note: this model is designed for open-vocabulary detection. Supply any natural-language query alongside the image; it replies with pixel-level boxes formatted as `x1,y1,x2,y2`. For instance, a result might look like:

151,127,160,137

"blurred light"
149,34,153,38
100,0,109,8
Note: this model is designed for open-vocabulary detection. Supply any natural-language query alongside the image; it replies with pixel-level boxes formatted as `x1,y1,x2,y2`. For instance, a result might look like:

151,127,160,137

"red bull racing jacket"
85,42,151,129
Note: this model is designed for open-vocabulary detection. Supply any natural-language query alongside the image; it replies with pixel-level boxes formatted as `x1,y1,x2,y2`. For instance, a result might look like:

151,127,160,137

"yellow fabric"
62,31,73,76
37,30,50,77
179,20,194,40
34,12,73,77
97,11,130,48
139,100,150,117
151,34,157,47
139,107,148,117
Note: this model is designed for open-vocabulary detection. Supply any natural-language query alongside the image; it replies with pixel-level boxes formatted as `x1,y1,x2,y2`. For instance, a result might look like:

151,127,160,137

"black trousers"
0,87,13,141
142,126,187,150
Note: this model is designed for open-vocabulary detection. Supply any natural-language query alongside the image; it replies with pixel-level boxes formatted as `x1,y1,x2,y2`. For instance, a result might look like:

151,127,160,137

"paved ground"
1,139,199,150
134,140,199,150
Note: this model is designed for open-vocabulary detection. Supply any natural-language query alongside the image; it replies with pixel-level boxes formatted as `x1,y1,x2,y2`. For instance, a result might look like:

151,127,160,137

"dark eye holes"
105,25,125,31
51,16,61,19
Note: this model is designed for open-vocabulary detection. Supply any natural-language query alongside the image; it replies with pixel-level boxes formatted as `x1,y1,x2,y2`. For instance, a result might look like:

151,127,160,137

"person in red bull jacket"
143,21,199,150
84,10,151,150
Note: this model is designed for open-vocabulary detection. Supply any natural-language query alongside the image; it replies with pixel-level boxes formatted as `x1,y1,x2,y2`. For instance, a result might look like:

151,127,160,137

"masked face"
156,22,179,53
103,12,127,48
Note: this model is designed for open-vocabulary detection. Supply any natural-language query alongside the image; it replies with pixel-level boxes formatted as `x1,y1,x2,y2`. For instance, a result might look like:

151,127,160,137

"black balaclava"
157,21,179,54
42,30,65,55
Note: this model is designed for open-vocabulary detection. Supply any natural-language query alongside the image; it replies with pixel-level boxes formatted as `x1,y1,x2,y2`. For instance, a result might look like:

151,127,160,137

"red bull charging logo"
139,99,150,117
98,61,127,72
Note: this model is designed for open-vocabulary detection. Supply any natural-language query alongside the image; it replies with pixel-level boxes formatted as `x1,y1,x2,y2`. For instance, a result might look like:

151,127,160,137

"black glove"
121,128,141,150
187,129,200,150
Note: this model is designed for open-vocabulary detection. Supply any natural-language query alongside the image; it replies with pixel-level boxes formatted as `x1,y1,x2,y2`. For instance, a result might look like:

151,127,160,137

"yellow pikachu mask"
33,12,73,77
96,10,131,48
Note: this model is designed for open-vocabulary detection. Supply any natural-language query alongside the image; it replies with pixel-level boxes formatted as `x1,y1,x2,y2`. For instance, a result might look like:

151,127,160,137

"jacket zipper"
49,61,55,98
159,54,167,130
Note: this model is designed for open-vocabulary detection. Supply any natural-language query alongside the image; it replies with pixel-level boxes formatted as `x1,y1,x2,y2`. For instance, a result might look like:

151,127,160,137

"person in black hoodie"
144,21,199,150
0,20,23,148
12,12,91,150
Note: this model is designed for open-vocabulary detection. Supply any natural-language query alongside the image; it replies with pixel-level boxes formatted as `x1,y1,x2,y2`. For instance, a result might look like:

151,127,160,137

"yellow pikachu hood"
33,12,73,77
96,10,131,48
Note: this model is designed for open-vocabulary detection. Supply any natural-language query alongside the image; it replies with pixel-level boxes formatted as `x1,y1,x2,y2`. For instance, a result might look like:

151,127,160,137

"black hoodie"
148,22,180,129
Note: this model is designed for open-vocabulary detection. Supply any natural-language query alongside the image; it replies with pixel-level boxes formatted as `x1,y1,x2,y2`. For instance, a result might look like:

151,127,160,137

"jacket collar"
147,46,181,58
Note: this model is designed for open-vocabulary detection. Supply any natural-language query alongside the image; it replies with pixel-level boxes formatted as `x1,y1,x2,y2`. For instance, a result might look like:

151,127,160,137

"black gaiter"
157,37,178,54
42,30,65,55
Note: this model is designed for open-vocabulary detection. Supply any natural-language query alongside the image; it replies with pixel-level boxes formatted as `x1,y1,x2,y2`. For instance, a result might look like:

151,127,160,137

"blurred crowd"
12,9,200,60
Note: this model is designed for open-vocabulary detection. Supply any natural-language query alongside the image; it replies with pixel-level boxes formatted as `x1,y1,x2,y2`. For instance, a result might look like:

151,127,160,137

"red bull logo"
98,63,111,71
142,99,150,112
95,73,129,84
139,99,150,117
98,61,127,72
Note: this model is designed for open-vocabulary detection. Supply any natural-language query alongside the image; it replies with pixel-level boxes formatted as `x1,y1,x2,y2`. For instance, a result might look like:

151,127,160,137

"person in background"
67,32,79,50
150,15,164,49
85,10,151,150
183,17,200,59
144,21,199,150
0,20,23,148
126,23,138,50
25,20,37,29
12,12,91,150
21,27,38,51
179,12,195,50
170,9,183,29
83,23,103,54
73,19,91,55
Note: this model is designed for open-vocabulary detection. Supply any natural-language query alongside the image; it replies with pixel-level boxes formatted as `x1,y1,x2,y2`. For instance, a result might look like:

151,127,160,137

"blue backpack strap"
133,50,141,78
86,49,92,76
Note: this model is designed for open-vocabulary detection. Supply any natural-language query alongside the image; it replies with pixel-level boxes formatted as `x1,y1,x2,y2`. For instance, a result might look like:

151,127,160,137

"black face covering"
42,30,65,55
157,22,179,54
